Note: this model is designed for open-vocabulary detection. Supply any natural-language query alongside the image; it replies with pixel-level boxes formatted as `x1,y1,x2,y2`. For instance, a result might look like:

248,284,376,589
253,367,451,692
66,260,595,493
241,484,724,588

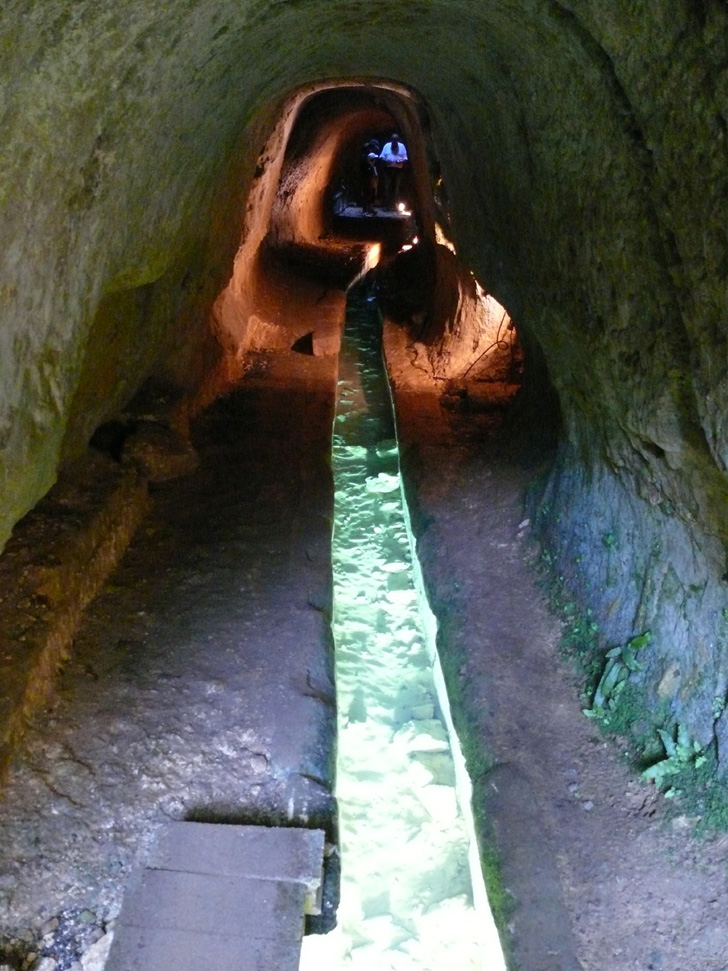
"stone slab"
104,925,303,971
0,452,149,782
117,870,306,940
149,823,325,912
477,764,582,971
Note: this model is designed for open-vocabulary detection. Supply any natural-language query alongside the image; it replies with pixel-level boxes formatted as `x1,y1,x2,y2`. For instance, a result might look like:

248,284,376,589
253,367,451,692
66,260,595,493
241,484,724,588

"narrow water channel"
301,288,504,970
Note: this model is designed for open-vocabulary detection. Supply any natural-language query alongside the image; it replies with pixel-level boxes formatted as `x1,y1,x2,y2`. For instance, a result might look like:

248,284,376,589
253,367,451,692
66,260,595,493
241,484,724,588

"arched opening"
203,79,522,426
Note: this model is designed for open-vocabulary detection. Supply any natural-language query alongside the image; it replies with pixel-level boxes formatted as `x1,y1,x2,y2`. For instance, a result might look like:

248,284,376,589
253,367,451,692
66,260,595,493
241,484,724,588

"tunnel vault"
1,0,728,826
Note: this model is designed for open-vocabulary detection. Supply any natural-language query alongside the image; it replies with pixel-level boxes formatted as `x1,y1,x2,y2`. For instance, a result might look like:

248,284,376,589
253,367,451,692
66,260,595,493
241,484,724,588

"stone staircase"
105,823,326,971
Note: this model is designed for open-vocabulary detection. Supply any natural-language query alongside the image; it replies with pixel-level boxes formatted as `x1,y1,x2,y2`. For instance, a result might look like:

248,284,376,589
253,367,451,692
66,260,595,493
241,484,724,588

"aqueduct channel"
0,3,728,969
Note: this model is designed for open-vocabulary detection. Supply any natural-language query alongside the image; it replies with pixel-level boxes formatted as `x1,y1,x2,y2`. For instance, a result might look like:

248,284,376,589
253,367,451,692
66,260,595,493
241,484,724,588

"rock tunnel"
1,1,728,969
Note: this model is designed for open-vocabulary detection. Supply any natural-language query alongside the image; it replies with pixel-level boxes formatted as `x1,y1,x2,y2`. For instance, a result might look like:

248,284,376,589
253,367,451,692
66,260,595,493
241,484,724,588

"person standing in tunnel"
361,138,380,213
379,133,408,208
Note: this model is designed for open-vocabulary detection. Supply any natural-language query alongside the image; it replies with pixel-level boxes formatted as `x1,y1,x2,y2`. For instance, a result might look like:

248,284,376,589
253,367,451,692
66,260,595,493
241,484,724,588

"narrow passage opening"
300,285,506,970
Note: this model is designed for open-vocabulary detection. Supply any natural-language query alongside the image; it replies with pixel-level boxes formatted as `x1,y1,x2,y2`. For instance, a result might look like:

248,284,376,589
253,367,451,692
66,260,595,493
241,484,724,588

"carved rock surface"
0,1,726,759
122,424,200,483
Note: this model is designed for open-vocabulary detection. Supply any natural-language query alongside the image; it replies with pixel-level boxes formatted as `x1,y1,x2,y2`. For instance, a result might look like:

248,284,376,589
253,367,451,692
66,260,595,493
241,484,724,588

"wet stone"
300,290,487,970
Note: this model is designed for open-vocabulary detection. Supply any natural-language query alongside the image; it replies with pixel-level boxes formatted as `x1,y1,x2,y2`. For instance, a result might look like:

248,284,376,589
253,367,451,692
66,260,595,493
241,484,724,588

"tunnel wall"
0,1,727,758
0,0,280,548
503,5,728,755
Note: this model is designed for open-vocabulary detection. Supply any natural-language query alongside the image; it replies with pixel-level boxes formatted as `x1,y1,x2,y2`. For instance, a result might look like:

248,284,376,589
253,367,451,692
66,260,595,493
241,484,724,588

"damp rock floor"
0,292,727,970
0,363,339,969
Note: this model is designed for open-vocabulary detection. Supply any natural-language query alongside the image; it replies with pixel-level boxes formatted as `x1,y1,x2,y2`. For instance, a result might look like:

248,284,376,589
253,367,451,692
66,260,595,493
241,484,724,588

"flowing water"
300,288,504,970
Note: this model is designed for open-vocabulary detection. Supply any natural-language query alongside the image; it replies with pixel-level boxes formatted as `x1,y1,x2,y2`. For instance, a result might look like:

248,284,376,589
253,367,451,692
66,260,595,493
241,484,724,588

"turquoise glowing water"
300,288,504,970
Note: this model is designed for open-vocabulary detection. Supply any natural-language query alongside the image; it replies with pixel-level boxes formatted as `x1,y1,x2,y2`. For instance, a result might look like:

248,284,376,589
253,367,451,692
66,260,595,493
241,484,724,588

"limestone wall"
1,0,727,752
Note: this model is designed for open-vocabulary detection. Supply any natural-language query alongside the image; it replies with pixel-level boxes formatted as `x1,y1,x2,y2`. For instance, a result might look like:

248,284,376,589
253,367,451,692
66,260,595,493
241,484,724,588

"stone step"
149,822,326,915
105,923,304,971
105,824,326,971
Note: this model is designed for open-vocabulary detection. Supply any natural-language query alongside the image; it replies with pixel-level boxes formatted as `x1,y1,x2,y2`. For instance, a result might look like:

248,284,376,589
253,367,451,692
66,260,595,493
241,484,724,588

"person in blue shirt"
379,134,408,208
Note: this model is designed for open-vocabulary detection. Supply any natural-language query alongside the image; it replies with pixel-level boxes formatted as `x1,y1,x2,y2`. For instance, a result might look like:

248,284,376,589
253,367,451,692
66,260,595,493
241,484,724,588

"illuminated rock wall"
0,1,727,746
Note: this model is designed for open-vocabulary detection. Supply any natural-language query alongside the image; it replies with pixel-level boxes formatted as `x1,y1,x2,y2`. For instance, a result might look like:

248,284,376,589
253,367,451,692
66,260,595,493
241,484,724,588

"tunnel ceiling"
1,0,728,760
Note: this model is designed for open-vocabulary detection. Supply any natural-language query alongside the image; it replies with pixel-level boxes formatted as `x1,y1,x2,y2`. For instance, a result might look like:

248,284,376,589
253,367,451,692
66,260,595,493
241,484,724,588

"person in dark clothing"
360,139,380,212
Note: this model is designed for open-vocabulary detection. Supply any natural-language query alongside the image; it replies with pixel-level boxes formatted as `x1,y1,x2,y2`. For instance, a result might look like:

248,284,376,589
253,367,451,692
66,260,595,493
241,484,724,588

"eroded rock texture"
0,3,727,755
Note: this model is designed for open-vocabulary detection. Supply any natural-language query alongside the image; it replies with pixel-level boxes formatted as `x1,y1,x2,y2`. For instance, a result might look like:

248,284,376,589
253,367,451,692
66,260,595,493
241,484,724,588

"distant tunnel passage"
211,80,522,410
